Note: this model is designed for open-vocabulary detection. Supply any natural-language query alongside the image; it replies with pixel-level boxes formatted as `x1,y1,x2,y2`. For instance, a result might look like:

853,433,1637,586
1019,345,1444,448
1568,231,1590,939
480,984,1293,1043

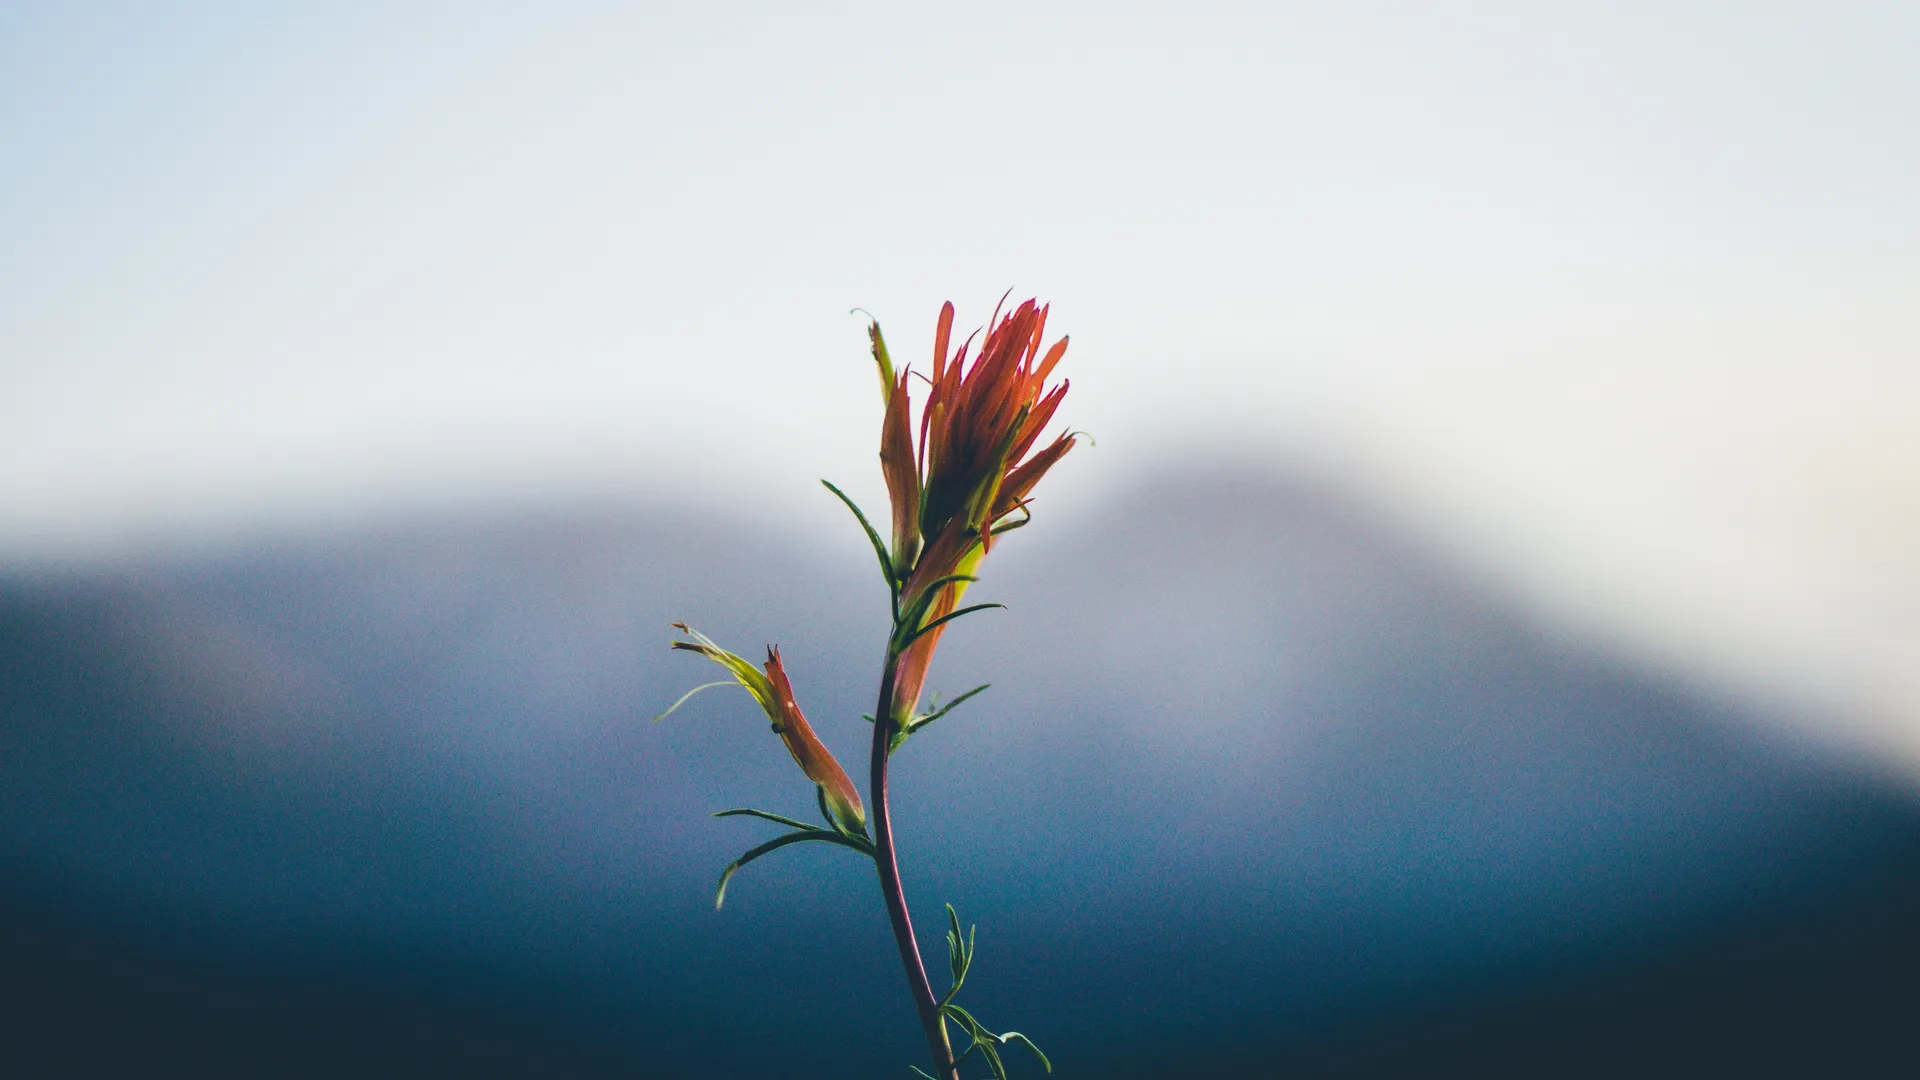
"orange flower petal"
764,647,866,833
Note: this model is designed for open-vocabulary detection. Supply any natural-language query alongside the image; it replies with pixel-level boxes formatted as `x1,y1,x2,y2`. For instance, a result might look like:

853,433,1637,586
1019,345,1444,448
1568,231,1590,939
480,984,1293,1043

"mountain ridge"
3,469,1913,1076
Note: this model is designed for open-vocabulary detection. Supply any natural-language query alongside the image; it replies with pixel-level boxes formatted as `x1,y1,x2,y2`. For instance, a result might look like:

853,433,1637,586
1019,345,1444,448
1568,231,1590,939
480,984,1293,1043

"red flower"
867,298,1078,727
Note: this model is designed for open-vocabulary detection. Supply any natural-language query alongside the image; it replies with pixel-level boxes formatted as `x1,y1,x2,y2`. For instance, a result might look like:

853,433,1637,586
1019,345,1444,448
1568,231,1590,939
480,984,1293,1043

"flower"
867,297,1078,724
668,624,867,835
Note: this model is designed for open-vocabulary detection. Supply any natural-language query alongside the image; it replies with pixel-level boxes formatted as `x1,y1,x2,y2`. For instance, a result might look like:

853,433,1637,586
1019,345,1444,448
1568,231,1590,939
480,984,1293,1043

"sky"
1,3,1915,760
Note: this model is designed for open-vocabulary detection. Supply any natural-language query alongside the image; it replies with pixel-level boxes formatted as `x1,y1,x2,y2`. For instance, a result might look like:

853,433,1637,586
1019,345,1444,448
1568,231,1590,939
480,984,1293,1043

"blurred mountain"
2,470,1915,1077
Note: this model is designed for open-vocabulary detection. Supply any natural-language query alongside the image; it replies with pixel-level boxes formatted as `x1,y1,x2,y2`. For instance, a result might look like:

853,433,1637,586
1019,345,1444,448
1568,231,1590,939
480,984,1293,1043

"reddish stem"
870,656,958,1080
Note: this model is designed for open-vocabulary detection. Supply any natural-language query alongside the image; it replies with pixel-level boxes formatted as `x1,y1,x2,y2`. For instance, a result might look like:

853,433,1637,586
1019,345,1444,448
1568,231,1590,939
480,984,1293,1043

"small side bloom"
665,624,867,834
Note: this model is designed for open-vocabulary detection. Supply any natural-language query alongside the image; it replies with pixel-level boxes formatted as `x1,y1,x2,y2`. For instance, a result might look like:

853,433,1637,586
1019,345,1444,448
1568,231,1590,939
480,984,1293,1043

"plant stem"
870,656,958,1080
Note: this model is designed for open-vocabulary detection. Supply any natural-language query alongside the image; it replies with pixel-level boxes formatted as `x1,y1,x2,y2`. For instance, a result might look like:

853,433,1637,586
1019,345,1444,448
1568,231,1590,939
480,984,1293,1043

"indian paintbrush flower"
868,298,1078,731
664,297,1072,1080
666,623,867,836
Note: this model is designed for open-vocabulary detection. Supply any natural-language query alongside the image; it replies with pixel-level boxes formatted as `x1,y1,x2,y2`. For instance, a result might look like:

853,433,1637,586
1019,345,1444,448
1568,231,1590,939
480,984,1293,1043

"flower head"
867,298,1078,723
667,624,867,834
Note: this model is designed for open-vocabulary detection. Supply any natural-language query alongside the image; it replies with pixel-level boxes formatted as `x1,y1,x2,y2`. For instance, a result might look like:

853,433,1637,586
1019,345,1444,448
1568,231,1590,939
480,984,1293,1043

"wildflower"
867,298,1078,725
667,624,867,835
665,296,1074,1078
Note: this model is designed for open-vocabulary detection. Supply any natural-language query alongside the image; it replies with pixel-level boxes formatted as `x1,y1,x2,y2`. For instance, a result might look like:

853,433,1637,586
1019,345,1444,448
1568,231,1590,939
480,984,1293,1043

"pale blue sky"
2,3,1916,754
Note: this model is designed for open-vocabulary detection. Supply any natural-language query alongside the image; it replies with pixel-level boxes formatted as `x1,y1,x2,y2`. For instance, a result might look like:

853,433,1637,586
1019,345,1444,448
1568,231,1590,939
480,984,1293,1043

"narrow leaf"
712,808,819,832
894,573,980,643
899,603,1005,649
942,1003,986,1037
817,785,837,832
651,681,737,723
989,503,1032,536
944,903,968,993
821,479,897,593
1002,1033,1052,1073
981,1039,1007,1080
865,313,896,400
907,684,991,736
713,829,875,910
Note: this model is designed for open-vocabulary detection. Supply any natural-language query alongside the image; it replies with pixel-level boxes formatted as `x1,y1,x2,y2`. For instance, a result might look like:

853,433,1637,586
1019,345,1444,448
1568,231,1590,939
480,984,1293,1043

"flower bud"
669,625,867,834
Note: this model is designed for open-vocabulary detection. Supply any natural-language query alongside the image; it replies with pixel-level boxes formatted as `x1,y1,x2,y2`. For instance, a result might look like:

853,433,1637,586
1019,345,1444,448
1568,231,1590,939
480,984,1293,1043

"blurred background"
2,3,1916,1076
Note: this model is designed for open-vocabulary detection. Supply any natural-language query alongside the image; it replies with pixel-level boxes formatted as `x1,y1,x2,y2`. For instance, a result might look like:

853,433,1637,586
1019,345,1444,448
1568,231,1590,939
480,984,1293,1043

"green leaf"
711,808,819,832
821,479,898,599
863,312,896,399
936,996,1049,1077
989,503,1031,536
651,680,738,723
893,574,981,646
898,603,1005,650
941,1004,1006,1079
1001,1032,1052,1073
940,1004,1006,1079
907,684,990,737
944,903,967,996
941,1003,986,1038
713,829,875,910
981,1039,1008,1080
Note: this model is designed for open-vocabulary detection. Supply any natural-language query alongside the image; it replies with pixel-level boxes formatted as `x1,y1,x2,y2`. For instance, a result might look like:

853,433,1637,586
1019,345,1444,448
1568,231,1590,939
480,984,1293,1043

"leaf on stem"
908,684,990,738
928,910,1052,1077
822,479,898,602
713,828,875,910
1000,1033,1051,1073
942,1004,1009,1080
711,808,819,831
989,503,1032,536
651,680,739,723
893,573,981,645
898,603,1005,650
941,902,978,1006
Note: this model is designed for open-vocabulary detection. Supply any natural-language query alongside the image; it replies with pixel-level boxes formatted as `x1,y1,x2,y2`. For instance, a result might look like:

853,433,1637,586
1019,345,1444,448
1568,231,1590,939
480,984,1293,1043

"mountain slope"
2,471,1913,1077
